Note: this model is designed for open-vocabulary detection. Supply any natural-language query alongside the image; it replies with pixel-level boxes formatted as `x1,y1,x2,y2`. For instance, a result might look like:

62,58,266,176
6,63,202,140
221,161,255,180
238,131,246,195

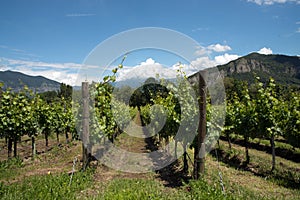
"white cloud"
195,43,232,56
194,46,208,56
0,57,102,86
214,53,240,65
117,58,177,81
247,0,300,5
257,47,273,55
0,44,240,86
190,54,240,71
116,55,239,83
3,58,98,70
9,67,78,86
207,44,231,52
0,45,40,59
183,43,239,75
140,58,156,65
190,57,216,69
296,28,300,33
0,64,9,71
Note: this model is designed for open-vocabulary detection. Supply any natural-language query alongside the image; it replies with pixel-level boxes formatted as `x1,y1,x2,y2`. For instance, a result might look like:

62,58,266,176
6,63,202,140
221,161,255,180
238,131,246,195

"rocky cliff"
191,53,300,86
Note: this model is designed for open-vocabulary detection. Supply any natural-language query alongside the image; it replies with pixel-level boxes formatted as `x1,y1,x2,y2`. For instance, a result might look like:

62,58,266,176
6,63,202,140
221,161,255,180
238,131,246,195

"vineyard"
0,63,300,199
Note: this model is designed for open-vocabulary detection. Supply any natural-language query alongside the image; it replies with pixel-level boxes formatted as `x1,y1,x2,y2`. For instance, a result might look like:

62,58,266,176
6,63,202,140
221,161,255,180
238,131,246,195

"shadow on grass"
219,136,300,163
211,148,300,190
138,110,191,188
144,135,191,188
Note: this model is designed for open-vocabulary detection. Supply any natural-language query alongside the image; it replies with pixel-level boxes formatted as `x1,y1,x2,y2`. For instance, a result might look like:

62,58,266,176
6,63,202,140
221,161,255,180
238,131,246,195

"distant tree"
40,91,58,103
58,83,72,100
129,77,170,109
113,85,134,104
129,87,146,109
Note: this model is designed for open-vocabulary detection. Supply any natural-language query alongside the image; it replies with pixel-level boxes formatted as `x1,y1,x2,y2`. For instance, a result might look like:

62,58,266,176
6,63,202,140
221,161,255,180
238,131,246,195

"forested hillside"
0,70,60,92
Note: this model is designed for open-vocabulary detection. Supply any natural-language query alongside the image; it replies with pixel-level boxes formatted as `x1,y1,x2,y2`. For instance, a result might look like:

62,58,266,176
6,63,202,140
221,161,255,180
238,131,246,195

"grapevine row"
0,83,75,159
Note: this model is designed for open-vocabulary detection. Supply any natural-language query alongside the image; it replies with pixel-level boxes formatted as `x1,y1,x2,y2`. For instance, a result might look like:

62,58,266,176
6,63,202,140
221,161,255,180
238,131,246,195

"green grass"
0,169,93,200
90,178,232,200
1,135,299,199
230,134,300,154
212,141,300,199
0,157,24,181
0,174,233,200
96,178,179,200
220,140,300,189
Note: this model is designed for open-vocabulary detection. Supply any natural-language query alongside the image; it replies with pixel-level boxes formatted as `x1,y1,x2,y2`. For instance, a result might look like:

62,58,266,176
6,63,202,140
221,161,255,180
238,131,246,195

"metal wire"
215,148,225,195
69,157,78,187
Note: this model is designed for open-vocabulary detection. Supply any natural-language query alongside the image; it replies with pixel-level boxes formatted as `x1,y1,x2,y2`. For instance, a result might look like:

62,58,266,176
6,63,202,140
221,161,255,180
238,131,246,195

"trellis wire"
215,148,225,195
69,156,78,187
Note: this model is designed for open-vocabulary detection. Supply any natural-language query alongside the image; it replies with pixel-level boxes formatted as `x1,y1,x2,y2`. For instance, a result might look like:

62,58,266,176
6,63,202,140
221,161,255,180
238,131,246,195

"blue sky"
0,0,299,85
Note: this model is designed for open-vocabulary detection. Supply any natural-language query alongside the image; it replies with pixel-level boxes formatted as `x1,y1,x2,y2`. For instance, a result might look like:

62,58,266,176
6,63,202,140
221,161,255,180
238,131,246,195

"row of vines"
0,83,75,159
90,65,208,173
224,77,300,170
93,63,300,172
1,61,299,174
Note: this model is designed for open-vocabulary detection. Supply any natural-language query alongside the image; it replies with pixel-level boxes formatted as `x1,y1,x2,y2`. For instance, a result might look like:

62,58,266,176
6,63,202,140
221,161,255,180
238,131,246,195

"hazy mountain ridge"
2,53,300,93
0,70,60,93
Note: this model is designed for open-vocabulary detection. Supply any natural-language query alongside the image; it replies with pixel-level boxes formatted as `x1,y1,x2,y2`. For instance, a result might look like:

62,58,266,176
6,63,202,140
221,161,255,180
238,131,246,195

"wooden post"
193,70,207,179
82,82,90,170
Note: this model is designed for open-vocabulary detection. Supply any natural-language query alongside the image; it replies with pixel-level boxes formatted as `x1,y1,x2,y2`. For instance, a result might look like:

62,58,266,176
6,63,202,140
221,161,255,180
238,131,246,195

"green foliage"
39,90,58,103
206,103,225,147
0,171,93,200
0,88,29,139
223,77,300,168
151,88,180,139
139,68,199,148
112,99,135,130
225,78,300,147
94,82,117,140
255,77,282,138
284,92,300,147
129,78,169,108
113,85,134,104
0,87,37,157
140,104,151,125
0,83,76,157
0,157,24,170
91,55,130,141
54,99,75,136
58,83,72,101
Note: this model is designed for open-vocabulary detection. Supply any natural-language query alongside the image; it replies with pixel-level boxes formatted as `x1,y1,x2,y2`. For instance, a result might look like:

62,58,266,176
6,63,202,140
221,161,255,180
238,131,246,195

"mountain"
189,53,300,87
0,70,60,92
114,78,147,88
217,53,300,86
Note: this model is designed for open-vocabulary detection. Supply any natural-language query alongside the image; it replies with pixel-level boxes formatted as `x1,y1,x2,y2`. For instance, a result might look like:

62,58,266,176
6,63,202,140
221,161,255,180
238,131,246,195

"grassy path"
115,111,150,153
